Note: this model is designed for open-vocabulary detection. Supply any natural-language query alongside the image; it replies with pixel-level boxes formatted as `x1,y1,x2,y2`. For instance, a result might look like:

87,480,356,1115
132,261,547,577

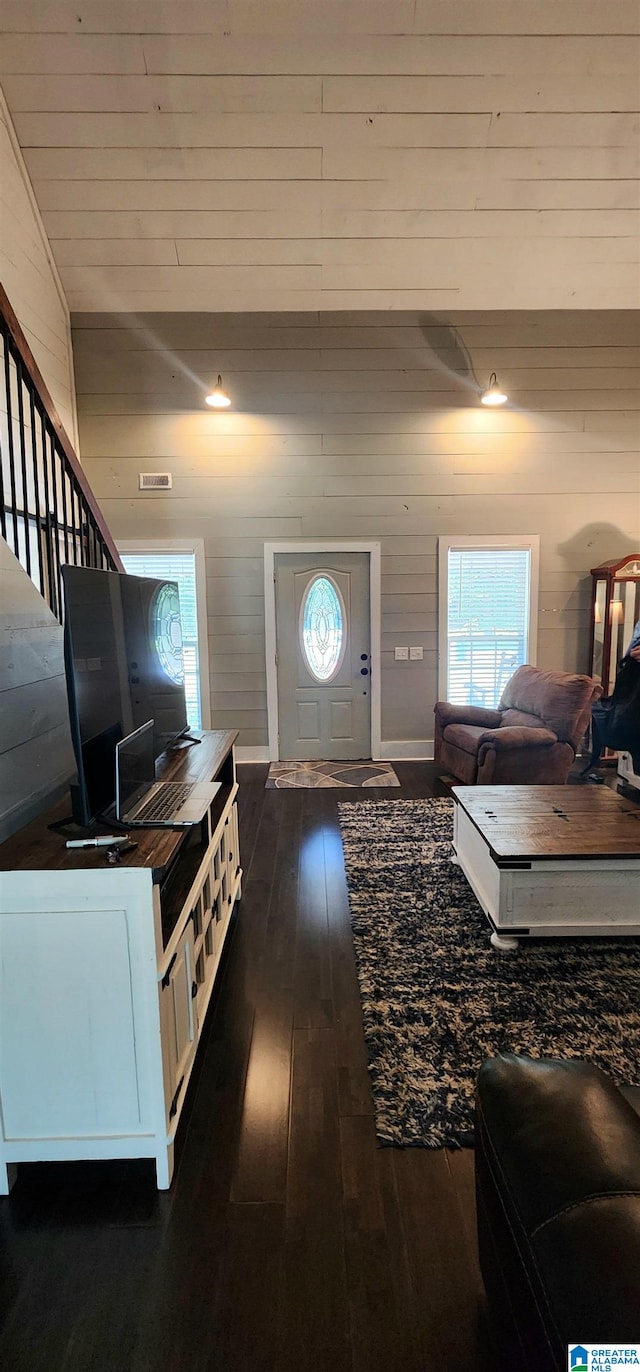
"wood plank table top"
452,784,640,861
0,729,238,877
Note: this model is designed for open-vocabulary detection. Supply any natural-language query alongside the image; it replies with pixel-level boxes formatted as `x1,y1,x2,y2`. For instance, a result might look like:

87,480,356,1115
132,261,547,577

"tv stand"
0,730,240,1192
169,730,202,748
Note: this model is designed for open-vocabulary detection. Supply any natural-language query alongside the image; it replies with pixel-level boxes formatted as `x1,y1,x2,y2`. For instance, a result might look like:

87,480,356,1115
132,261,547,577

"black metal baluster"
82,502,90,566
28,390,45,597
70,479,80,563
0,324,8,543
60,461,71,568
39,413,56,617
84,509,93,566
90,516,99,569
48,435,63,617
15,356,31,578
3,332,20,558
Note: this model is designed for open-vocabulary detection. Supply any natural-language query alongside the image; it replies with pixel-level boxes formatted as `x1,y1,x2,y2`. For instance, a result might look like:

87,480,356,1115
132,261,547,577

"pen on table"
66,835,130,849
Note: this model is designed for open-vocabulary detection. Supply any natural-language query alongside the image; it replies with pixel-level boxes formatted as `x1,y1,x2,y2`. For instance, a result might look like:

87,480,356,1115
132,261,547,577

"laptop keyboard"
134,782,192,822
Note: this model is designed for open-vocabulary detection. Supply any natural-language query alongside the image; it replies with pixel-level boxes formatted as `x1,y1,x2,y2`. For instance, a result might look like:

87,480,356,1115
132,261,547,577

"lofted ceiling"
0,1,639,313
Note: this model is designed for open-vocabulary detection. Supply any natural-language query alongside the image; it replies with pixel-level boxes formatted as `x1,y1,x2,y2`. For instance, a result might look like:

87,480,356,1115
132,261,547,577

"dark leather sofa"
475,1054,640,1369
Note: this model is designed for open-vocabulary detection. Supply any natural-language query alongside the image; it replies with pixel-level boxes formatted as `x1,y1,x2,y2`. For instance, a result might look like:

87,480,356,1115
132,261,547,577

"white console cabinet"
0,731,240,1192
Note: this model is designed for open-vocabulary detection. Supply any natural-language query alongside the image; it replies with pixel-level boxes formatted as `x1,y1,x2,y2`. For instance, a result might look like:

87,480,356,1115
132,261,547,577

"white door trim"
264,541,381,763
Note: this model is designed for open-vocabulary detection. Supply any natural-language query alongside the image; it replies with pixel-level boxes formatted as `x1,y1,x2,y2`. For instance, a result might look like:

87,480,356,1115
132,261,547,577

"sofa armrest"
434,702,502,729
475,1055,640,1366
485,725,558,751
476,1054,640,1229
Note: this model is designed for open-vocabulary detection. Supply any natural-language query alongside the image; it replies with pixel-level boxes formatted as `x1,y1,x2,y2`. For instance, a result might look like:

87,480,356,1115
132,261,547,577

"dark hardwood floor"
0,763,497,1372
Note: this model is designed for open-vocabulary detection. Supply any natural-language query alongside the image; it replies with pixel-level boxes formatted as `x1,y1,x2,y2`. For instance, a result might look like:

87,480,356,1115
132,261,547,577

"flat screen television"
62,564,189,827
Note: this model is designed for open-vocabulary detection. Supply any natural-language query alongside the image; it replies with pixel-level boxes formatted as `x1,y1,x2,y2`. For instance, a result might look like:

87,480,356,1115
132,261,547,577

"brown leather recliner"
434,664,602,785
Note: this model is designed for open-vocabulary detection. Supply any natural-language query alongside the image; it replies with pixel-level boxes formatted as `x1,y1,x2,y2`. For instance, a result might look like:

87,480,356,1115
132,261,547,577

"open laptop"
115,720,220,828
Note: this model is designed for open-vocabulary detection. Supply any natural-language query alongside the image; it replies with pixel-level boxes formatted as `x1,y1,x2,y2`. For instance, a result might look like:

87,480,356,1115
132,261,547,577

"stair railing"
0,283,122,621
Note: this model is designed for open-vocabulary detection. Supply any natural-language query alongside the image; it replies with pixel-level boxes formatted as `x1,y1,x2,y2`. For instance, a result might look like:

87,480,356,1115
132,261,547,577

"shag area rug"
266,760,400,789
338,797,640,1148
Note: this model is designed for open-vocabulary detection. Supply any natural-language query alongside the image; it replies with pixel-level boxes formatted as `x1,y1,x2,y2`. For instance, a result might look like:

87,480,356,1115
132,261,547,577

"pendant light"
480,372,508,406
205,374,231,408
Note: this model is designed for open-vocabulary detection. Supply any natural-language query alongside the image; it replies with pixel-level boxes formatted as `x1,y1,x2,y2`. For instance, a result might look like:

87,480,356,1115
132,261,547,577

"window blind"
120,551,202,729
447,548,531,708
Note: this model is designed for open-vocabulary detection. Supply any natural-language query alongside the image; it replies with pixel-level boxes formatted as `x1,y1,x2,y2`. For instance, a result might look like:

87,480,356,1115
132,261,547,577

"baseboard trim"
235,743,434,764
235,745,270,763
379,740,434,761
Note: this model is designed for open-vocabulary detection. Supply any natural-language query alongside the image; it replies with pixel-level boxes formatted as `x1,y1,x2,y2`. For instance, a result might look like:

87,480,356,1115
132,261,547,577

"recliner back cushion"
499,665,599,746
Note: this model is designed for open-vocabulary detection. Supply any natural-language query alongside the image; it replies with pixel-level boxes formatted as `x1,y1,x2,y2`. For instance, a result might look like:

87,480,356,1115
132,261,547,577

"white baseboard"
235,745,270,763
379,740,434,761
236,743,435,764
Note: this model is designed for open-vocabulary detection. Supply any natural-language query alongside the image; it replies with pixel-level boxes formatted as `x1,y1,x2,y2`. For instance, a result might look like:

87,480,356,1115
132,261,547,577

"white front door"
274,552,371,760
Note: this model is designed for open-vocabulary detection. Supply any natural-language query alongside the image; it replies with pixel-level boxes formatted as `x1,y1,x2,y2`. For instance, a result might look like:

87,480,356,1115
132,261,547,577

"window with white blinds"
119,549,202,730
439,539,538,709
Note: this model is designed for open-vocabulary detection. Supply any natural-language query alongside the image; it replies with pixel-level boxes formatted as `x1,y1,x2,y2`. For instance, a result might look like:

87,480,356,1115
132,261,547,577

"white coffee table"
451,785,640,949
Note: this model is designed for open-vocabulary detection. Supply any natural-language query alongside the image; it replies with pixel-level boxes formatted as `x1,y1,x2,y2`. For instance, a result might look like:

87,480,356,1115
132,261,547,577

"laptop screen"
116,720,155,816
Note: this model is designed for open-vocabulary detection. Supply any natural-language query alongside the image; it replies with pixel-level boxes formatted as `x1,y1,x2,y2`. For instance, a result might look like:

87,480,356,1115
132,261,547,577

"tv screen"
62,565,189,827
120,573,188,754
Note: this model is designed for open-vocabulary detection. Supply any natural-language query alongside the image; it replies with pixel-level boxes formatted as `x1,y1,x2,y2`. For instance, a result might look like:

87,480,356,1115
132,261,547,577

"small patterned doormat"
266,761,400,789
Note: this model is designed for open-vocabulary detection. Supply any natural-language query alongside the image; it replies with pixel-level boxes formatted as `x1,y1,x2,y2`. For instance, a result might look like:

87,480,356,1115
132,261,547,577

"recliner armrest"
485,725,558,751
434,702,502,729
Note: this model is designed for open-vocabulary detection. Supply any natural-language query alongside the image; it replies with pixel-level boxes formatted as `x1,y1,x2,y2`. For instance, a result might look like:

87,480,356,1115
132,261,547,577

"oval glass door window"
300,575,346,682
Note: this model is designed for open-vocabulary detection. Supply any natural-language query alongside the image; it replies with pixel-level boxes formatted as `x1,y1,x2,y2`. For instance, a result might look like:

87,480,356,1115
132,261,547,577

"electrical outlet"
394,646,409,660
409,646,424,661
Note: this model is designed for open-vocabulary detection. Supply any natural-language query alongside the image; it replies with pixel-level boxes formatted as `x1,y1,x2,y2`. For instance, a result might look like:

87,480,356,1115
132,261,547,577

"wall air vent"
139,472,172,490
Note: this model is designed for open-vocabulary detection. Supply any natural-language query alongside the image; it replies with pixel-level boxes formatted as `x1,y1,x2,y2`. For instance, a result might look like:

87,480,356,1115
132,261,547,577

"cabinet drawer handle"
161,952,177,989
169,1075,184,1120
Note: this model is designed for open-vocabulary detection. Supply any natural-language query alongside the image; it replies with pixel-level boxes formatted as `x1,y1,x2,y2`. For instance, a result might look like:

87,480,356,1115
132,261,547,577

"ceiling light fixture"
205,374,231,408
480,372,508,407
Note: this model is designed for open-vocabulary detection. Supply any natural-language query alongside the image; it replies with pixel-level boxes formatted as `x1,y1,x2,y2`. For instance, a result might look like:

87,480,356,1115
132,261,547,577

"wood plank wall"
73,309,640,752
0,90,77,443
0,540,74,840
0,1,638,312
0,91,80,837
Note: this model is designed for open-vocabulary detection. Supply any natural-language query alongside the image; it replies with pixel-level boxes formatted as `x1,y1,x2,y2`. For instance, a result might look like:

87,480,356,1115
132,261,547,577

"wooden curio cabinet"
588,554,640,697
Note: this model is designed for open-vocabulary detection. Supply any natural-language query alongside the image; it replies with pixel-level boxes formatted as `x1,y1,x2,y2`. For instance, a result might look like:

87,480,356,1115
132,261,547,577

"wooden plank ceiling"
0,1,639,312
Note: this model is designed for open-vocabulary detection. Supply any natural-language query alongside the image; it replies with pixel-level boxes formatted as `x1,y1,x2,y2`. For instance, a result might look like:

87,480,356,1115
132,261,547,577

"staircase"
0,283,122,616
0,285,122,839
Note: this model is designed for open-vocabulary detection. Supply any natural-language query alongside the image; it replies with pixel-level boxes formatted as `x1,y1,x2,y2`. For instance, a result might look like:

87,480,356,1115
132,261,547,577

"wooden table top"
452,784,640,861
0,729,238,876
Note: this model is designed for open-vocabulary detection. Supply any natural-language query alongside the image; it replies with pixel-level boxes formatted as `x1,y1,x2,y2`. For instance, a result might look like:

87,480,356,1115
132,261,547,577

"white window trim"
117,537,211,730
437,535,540,702
264,541,381,763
